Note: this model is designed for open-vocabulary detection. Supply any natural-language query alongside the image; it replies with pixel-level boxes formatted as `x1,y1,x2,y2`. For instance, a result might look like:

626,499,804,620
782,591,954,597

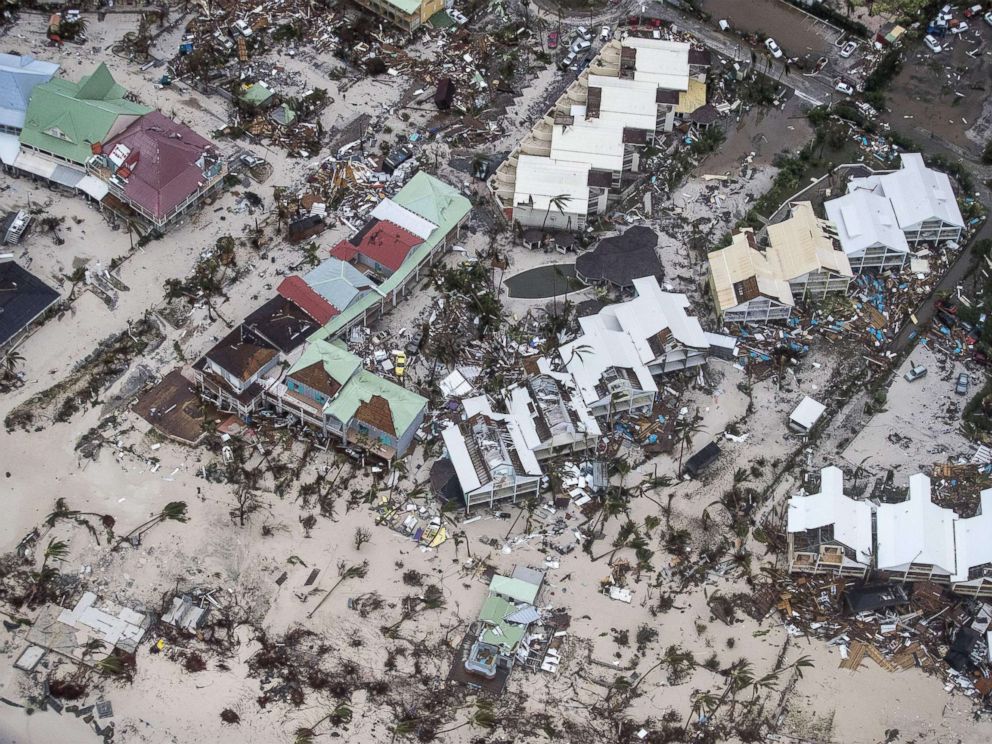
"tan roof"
766,202,853,280
707,230,794,312
675,76,707,115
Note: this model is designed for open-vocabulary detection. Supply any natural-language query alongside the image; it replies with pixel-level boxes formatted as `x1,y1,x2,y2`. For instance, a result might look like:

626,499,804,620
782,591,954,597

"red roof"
101,111,217,221
277,276,338,325
329,220,422,274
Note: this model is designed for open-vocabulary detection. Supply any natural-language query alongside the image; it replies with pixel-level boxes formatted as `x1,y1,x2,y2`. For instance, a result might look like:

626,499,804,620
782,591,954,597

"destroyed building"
442,396,543,511
708,202,853,323
490,36,709,229
506,357,601,462
464,570,545,683
787,468,992,597
559,276,710,418
843,153,964,246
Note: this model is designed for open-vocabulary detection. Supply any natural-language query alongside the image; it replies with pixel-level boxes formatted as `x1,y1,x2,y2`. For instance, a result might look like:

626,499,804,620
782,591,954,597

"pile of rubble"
767,575,992,706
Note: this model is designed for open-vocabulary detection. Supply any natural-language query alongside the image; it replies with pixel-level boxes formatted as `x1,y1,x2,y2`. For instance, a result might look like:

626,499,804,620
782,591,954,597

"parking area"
700,0,845,59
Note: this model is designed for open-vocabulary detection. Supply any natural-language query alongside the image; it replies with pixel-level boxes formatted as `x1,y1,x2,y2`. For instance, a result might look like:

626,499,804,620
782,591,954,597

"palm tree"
113,501,188,550
676,410,706,476
540,193,569,239
306,560,369,619
3,349,24,373
26,538,69,606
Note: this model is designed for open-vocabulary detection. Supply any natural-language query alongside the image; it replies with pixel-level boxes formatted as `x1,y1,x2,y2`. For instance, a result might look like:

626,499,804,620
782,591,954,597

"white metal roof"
560,315,657,409
442,396,543,496
621,37,690,91
512,154,590,214
370,197,437,240
789,396,826,429
824,189,909,257
586,75,658,131
551,117,625,172
787,466,873,565
506,357,601,452
846,153,964,233
600,276,709,365
876,473,957,575
952,489,992,583
441,422,481,492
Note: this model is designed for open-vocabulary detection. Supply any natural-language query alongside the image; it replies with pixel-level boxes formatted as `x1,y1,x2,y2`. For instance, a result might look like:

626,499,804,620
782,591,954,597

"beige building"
708,202,852,323
352,0,444,33
490,36,709,230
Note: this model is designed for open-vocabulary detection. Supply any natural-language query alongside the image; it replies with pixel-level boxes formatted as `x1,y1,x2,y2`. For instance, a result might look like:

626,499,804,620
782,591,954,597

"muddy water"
701,0,841,57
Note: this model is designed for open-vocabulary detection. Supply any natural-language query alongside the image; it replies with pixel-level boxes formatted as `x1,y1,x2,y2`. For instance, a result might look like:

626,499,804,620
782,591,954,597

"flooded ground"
504,263,579,298
703,96,814,172
882,28,991,156
701,0,845,58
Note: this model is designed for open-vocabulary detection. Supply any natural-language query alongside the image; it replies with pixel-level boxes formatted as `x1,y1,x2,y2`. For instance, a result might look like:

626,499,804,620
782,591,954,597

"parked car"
392,350,407,378
965,4,984,17
560,50,577,68
213,30,234,53
985,11,992,25
600,25,611,41
570,38,592,54
835,80,854,95
956,372,971,396
840,40,858,58
904,364,928,382
924,34,943,52
718,19,731,31
233,19,253,37
547,30,559,49
575,26,591,41
765,37,783,58
405,330,424,356
448,9,468,24
951,20,970,33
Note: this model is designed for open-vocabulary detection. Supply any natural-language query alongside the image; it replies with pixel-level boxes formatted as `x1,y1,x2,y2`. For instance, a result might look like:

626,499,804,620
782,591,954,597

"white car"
951,21,970,33
765,37,783,58
600,25,611,41
448,9,468,25
233,19,253,38
924,34,943,52
986,11,992,25
718,19,731,32
840,40,858,58
560,51,577,69
570,38,592,53
835,80,854,95
575,26,591,41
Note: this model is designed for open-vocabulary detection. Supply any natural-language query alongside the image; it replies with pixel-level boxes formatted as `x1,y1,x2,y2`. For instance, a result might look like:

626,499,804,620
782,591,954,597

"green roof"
287,338,361,385
20,63,150,165
240,82,274,105
429,8,455,28
489,575,539,604
325,368,426,436
384,0,421,15
479,595,515,624
481,622,526,652
312,173,471,339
